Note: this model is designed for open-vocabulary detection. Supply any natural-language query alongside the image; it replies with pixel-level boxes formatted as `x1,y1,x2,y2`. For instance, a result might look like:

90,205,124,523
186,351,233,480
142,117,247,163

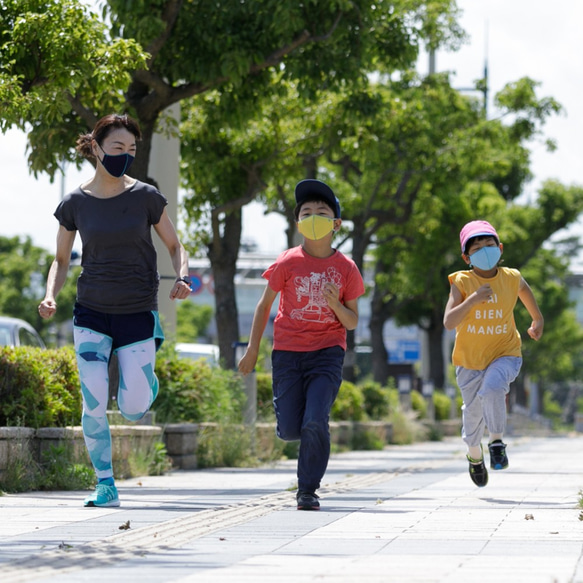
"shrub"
390,410,428,445
543,391,562,427
0,346,81,428
351,427,385,450
195,424,256,468
433,391,452,421
360,380,393,420
256,372,275,421
410,390,427,419
128,441,173,477
331,380,366,421
39,443,95,490
153,344,246,423
0,434,41,493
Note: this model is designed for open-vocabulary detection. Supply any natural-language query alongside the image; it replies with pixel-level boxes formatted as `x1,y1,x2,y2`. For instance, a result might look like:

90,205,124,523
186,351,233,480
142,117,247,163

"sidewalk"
1,434,583,583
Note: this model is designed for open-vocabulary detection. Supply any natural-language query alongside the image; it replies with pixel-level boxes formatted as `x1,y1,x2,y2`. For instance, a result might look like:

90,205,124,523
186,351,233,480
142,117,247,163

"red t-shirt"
264,246,365,352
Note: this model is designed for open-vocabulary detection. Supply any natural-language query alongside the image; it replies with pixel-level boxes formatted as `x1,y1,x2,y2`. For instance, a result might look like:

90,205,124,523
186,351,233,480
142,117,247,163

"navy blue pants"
271,346,344,492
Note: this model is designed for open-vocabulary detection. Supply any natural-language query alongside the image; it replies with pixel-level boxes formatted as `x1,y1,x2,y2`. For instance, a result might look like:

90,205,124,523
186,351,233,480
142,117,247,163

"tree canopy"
2,0,464,180
0,236,78,342
0,0,147,177
3,1,583,407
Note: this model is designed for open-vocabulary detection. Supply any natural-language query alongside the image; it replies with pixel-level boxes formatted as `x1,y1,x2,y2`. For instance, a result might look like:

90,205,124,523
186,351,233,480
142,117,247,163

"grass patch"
128,441,173,477
196,424,257,469
0,433,173,494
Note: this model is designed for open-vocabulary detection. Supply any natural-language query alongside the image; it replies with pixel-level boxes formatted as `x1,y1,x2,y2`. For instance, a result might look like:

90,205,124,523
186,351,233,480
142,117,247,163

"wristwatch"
176,276,191,285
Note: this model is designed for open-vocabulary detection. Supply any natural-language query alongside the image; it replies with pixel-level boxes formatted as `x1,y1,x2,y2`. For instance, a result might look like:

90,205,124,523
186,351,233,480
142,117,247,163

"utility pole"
150,103,181,340
429,21,490,117
456,20,489,116
429,48,436,75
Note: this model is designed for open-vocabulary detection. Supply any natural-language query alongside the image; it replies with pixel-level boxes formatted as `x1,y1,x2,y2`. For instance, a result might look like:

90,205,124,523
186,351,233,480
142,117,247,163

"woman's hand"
38,298,57,319
170,279,191,300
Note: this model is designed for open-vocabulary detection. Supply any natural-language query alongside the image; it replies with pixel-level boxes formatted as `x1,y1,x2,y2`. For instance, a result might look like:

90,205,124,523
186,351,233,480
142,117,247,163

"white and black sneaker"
467,451,489,488
488,440,509,470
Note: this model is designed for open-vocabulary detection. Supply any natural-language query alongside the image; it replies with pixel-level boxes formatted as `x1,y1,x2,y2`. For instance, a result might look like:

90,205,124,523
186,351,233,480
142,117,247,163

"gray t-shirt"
54,180,168,314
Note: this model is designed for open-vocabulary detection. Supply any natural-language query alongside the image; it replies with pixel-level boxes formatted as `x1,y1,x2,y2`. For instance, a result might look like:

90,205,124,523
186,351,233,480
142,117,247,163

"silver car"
0,316,46,348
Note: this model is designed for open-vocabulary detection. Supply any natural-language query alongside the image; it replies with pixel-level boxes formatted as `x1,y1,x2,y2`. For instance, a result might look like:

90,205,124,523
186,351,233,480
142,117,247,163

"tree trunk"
513,374,528,408
345,224,368,382
129,119,156,184
426,311,446,389
370,282,391,385
208,210,242,369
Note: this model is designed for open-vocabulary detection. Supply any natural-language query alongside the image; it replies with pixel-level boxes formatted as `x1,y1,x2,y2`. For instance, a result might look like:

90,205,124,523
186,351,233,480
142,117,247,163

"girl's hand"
527,319,544,341
474,284,493,303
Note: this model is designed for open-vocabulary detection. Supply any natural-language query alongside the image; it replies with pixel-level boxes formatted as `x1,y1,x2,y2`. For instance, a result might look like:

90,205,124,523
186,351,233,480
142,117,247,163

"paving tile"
2,435,583,582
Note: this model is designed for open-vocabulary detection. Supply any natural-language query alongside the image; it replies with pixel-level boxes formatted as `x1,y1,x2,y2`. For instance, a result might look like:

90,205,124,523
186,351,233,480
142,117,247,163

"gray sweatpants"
456,356,522,447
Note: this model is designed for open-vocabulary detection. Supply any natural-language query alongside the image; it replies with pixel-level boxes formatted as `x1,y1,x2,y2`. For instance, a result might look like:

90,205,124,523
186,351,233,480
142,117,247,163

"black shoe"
488,440,509,470
297,490,320,510
467,455,489,487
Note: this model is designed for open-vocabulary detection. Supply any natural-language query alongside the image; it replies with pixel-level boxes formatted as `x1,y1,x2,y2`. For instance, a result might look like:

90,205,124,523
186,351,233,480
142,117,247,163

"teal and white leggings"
73,308,163,480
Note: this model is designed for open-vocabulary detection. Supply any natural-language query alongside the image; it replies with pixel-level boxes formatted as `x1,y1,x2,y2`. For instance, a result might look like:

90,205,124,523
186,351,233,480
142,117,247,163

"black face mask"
97,143,135,177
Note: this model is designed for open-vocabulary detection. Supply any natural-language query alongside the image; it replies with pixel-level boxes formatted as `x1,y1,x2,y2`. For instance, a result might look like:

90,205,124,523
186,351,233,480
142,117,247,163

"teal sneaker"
84,482,120,508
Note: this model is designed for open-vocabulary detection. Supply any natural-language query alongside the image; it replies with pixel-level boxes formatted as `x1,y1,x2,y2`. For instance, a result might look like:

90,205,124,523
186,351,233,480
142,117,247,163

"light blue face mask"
469,246,501,270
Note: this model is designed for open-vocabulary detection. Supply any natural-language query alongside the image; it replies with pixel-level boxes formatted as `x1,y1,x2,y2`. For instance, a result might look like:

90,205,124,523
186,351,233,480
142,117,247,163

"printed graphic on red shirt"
291,267,343,323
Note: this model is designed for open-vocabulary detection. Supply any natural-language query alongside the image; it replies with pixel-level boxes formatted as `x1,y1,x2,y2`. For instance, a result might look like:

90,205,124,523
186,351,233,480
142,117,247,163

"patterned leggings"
74,327,159,480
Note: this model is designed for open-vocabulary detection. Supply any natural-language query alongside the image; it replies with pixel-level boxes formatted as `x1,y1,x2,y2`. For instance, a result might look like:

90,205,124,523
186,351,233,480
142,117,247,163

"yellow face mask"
297,215,335,240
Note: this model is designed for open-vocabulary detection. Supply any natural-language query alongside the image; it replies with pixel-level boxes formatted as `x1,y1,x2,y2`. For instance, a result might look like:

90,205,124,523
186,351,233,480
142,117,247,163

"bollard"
397,375,412,411
422,380,435,421
446,385,458,419
233,342,257,426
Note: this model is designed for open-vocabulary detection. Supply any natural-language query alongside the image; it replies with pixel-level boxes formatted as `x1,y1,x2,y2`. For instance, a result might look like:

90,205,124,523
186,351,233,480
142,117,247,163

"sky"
1,0,582,262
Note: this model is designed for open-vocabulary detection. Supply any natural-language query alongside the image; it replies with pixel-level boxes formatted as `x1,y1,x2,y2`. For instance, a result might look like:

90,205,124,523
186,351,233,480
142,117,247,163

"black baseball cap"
294,179,341,218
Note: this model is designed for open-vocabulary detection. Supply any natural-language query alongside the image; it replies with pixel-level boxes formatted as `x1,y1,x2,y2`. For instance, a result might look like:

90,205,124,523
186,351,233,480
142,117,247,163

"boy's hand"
527,319,544,341
238,350,258,376
322,282,340,308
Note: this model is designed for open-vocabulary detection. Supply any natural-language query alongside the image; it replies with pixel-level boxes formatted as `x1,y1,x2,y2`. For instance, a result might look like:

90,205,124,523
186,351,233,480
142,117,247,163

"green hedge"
0,346,81,427
433,391,452,421
153,344,245,423
252,374,403,423
256,372,275,421
0,344,246,428
0,344,456,430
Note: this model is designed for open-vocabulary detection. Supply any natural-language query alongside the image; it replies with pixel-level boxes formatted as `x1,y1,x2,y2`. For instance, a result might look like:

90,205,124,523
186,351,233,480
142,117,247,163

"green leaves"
0,346,81,428
0,236,78,340
1,0,147,176
2,0,464,182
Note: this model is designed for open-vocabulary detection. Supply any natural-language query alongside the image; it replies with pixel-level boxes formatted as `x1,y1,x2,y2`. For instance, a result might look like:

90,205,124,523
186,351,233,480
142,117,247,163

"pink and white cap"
459,220,499,254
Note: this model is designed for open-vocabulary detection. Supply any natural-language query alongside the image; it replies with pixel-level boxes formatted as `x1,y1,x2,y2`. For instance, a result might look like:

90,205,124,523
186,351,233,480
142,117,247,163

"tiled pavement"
1,435,582,583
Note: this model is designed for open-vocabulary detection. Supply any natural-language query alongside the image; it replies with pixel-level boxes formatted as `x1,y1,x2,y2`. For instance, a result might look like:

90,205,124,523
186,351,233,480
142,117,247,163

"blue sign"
189,272,204,295
389,340,420,363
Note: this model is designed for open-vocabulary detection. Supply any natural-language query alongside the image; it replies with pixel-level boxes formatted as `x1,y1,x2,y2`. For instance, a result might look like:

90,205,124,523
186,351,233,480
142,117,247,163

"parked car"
0,316,46,348
175,342,220,366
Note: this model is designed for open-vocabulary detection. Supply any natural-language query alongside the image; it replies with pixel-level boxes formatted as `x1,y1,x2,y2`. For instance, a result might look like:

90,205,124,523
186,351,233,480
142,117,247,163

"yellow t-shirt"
448,267,522,370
